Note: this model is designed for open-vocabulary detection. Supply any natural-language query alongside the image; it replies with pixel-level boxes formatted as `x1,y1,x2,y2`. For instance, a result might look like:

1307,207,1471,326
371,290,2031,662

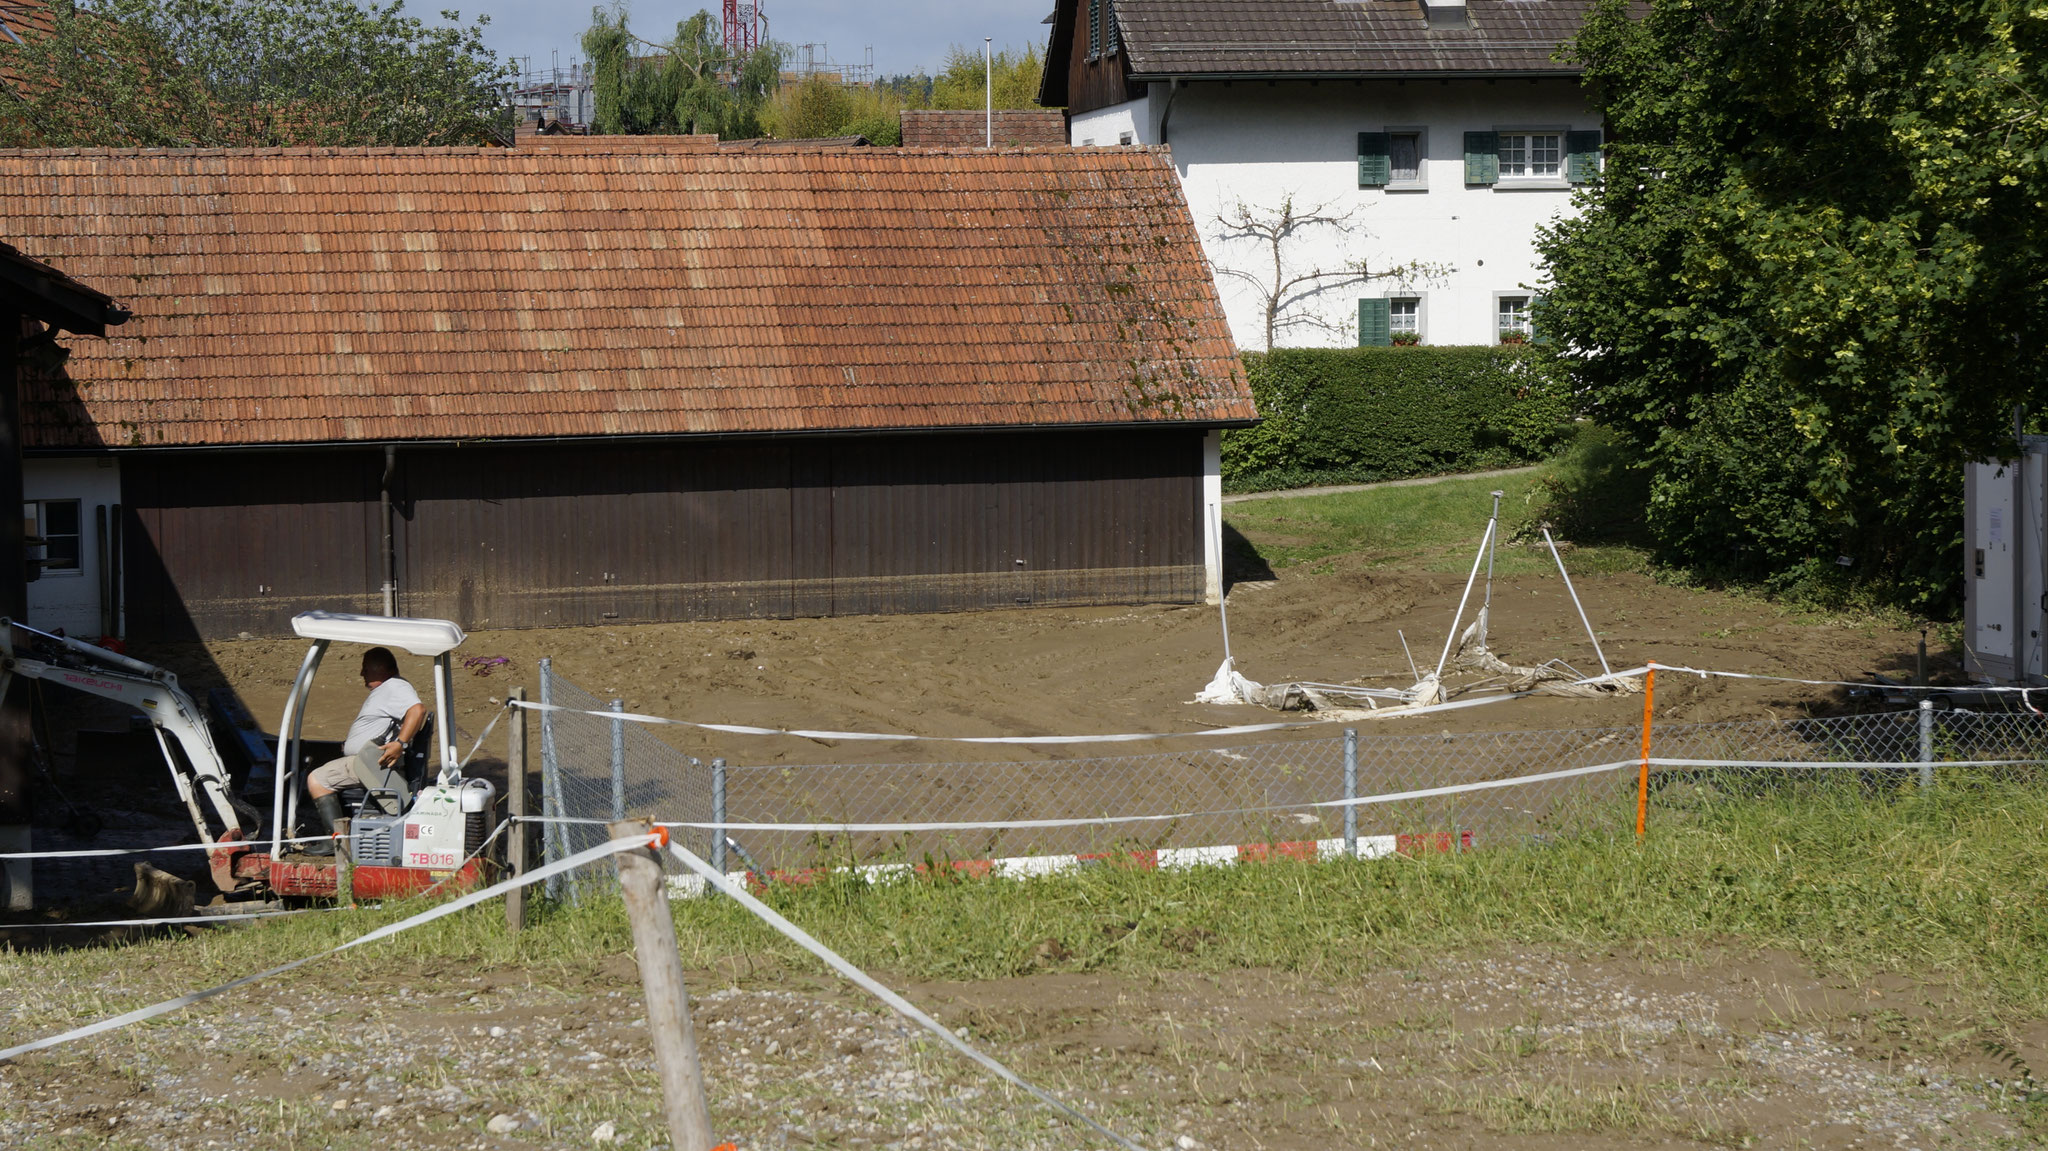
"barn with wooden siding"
0,146,1253,640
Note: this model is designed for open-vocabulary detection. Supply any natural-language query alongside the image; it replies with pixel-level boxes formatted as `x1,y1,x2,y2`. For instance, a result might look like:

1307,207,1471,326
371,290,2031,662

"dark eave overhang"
0,241,131,336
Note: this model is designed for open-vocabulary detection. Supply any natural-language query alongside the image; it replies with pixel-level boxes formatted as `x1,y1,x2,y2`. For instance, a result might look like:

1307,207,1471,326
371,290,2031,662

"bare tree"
1209,195,1439,351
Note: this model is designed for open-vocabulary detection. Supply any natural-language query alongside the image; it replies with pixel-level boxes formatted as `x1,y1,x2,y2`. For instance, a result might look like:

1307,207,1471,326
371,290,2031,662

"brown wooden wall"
1061,5,1145,116
118,428,1204,640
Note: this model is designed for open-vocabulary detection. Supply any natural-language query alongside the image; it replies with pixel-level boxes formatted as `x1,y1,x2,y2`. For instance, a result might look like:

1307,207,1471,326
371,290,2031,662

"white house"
1041,0,1603,349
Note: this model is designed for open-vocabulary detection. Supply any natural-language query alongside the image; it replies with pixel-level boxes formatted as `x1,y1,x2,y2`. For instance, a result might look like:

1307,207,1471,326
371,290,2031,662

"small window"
1088,0,1102,58
1118,130,1133,146
1389,132,1421,183
1497,296,1532,340
1389,298,1421,343
24,499,82,574
1499,132,1562,179
1105,0,1120,54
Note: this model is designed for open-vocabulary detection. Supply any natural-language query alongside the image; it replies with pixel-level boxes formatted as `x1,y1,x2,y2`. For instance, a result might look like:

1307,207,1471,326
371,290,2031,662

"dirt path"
0,941,2024,1150
1222,466,1544,504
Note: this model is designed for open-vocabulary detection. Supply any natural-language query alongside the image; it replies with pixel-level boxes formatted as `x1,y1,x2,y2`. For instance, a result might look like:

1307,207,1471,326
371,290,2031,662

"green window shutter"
1566,130,1603,184
1357,131,1391,187
1358,298,1392,347
1463,130,1499,185
1529,293,1550,345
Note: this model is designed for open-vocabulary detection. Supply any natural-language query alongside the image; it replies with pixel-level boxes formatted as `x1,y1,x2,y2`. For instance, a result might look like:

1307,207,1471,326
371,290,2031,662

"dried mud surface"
141,556,1935,772
0,943,2031,1150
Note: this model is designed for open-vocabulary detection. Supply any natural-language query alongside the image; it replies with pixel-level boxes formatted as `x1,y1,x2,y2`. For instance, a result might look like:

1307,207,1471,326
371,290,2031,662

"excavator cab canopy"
290,611,466,657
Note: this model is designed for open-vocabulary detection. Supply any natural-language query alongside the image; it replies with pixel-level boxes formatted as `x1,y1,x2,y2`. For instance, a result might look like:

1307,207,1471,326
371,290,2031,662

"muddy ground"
8,529,2013,1150
140,548,1935,772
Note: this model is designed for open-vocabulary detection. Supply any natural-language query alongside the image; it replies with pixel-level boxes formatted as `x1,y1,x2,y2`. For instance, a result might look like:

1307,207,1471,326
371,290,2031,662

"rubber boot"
301,793,347,857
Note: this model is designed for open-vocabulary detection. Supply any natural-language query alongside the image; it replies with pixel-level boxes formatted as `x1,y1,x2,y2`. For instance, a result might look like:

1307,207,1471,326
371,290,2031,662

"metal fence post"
1342,728,1358,858
1919,699,1935,789
610,698,627,821
538,658,562,902
710,757,727,878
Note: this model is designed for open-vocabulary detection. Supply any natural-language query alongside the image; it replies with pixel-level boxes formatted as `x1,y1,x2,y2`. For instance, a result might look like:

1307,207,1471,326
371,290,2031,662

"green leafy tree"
581,3,779,136
931,44,1045,110
0,0,511,146
1538,0,2048,611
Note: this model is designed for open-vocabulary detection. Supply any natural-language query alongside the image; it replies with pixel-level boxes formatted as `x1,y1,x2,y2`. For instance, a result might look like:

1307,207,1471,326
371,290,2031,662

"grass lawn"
1223,466,1647,578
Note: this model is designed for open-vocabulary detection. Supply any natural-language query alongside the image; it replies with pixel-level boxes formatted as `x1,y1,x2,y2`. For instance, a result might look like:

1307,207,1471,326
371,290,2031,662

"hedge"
1221,346,1577,492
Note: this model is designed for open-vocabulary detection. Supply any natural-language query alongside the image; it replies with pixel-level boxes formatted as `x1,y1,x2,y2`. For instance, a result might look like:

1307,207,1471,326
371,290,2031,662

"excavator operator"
300,647,424,855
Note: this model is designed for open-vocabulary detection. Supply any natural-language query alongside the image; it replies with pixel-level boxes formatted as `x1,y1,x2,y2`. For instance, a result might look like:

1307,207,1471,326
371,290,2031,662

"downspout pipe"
381,445,397,616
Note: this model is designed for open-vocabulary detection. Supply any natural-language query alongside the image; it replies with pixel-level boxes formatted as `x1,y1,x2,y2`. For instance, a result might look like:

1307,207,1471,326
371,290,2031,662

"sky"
471,0,1055,81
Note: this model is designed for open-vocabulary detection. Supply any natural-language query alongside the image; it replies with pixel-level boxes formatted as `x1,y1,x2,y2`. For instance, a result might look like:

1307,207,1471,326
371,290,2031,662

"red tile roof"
0,146,1252,448
901,111,1069,149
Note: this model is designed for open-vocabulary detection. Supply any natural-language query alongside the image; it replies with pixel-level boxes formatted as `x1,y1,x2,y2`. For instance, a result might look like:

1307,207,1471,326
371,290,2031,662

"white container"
1965,434,2047,683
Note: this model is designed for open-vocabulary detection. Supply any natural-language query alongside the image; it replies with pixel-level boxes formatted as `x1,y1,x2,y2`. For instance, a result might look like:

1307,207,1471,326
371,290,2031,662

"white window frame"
24,498,83,577
1385,293,1426,343
1494,293,1533,340
1118,130,1134,146
1383,125,1428,191
1494,125,1569,188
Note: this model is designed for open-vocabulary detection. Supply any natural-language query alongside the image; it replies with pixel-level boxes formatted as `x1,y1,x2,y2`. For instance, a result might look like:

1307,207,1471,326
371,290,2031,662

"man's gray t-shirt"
343,678,422,757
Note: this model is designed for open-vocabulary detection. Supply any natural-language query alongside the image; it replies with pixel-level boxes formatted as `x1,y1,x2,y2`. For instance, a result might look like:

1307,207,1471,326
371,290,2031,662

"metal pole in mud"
1213,504,1233,663
610,699,627,821
1543,527,1612,677
1342,728,1358,858
610,820,716,1151
539,658,567,903
1918,699,1935,789
507,686,529,933
1478,490,1503,652
710,758,728,879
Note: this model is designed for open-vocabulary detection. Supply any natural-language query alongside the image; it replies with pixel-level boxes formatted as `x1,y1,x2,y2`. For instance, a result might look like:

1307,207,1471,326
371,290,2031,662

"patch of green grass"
6,776,2048,1038
1224,468,1647,577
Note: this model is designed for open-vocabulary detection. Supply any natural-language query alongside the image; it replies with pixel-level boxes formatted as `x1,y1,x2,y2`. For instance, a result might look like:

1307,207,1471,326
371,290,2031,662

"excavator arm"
0,620,255,847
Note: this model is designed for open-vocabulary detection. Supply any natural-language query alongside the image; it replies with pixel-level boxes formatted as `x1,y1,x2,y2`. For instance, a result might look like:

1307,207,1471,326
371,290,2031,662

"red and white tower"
722,0,764,56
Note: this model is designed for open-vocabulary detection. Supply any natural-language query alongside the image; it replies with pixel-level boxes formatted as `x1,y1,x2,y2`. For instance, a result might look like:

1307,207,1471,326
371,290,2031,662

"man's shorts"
309,746,409,811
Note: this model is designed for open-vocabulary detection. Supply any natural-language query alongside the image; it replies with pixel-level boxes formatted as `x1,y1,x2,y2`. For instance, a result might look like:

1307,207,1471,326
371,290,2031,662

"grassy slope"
1223,468,1646,577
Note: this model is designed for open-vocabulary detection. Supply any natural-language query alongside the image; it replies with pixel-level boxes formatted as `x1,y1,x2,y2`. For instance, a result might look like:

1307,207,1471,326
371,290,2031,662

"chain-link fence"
535,661,2048,886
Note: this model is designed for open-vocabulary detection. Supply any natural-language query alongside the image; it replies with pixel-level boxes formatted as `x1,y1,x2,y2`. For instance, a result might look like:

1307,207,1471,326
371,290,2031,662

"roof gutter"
23,416,1264,457
1128,68,1581,83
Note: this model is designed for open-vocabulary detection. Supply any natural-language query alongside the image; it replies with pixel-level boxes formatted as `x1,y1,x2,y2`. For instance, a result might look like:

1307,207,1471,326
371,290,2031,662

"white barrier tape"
1576,663,2048,696
665,842,1152,1151
1648,757,2043,770
456,704,510,771
1,909,319,930
0,835,328,861
530,760,1638,836
0,835,650,1064
521,749,2048,841
509,697,1308,743
507,691,1542,745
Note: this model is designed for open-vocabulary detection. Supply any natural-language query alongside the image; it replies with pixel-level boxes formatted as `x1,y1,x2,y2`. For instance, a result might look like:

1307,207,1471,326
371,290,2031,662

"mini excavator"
0,611,499,904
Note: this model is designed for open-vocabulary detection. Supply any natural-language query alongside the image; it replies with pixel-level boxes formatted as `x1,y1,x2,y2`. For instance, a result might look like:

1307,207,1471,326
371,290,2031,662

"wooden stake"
506,688,528,933
335,817,354,907
610,819,715,1151
1636,662,1656,838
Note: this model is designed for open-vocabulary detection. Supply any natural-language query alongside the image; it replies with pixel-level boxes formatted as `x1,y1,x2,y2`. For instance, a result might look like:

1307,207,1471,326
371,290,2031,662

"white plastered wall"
1073,78,1598,350
22,456,122,638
